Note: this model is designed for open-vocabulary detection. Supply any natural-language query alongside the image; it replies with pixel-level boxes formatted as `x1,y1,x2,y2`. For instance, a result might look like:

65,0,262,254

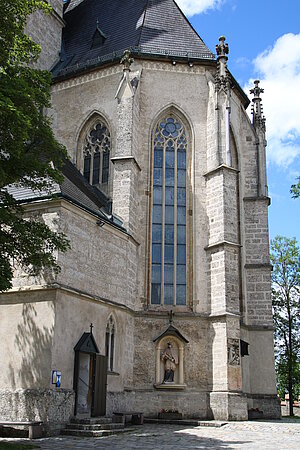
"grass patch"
0,443,39,449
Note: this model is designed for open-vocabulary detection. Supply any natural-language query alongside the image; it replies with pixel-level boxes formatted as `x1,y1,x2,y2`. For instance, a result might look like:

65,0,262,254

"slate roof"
6,159,125,230
53,0,215,79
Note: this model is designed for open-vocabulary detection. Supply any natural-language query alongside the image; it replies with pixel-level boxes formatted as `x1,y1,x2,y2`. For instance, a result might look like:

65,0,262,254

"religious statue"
161,342,178,383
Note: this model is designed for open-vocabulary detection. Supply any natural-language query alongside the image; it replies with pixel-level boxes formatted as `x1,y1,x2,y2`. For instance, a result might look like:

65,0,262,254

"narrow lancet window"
83,121,110,186
105,316,115,371
151,115,187,306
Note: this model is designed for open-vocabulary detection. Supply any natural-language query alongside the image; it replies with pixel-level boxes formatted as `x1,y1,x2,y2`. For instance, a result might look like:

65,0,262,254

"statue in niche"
162,342,178,383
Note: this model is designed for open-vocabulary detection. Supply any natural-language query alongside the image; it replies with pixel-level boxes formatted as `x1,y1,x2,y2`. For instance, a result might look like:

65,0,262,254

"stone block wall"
57,201,139,310
25,0,63,71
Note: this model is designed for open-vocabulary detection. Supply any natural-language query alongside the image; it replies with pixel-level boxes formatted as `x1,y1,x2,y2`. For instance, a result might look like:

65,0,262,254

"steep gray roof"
6,160,125,230
53,0,214,79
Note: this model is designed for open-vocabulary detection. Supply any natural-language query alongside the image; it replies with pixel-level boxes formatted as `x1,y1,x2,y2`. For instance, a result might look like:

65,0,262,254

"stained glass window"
83,121,110,186
151,115,187,305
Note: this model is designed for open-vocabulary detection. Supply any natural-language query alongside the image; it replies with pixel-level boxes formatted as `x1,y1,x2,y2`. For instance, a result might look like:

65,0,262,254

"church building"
0,0,281,433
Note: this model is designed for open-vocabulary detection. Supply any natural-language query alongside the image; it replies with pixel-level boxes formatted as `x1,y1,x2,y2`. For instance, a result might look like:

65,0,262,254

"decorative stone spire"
250,80,266,131
120,49,134,72
214,36,232,165
216,36,228,73
215,36,230,92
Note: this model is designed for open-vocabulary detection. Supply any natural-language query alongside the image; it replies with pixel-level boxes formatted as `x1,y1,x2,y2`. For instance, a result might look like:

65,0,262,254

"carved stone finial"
216,36,229,58
250,79,264,99
250,80,266,130
215,36,230,91
120,49,134,71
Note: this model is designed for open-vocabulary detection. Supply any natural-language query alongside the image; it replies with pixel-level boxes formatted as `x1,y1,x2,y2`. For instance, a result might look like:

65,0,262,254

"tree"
0,0,69,291
270,236,300,416
290,178,300,199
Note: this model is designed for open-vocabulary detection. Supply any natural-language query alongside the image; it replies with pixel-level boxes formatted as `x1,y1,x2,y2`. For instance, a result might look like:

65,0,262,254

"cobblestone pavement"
1,419,300,449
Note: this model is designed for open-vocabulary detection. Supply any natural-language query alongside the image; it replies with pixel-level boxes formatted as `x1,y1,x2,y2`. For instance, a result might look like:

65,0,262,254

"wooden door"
91,354,107,417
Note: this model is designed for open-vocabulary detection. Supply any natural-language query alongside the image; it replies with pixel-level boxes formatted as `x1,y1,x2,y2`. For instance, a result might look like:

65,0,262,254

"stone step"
70,417,112,425
65,422,123,431
61,427,134,438
144,418,227,427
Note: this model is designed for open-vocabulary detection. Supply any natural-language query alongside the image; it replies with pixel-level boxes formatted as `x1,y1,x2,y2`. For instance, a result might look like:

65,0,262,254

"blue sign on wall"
52,370,62,387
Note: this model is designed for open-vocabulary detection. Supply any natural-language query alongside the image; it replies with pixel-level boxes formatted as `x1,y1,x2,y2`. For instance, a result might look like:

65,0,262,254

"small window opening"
105,316,115,371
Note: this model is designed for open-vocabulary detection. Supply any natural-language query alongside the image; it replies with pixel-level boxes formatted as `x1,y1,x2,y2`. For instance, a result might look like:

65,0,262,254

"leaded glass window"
83,121,110,186
151,115,187,306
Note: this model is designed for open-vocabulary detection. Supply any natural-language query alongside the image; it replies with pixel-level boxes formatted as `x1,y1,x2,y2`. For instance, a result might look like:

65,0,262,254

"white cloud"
246,33,300,168
176,0,224,16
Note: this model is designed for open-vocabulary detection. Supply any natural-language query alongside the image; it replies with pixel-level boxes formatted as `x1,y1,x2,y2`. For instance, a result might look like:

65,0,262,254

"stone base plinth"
107,390,208,419
209,392,248,421
0,389,74,435
247,394,281,419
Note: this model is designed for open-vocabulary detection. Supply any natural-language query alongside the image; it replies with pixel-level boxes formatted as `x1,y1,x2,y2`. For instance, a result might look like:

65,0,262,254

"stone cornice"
244,263,272,270
204,164,240,178
142,60,206,74
241,323,274,331
52,65,123,92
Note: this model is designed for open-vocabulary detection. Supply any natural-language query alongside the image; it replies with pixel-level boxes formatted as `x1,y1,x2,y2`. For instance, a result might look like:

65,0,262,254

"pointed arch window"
83,121,110,186
150,115,188,306
105,316,115,372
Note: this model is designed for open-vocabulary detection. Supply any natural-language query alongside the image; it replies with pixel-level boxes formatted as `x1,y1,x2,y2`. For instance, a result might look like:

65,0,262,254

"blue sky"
177,0,300,243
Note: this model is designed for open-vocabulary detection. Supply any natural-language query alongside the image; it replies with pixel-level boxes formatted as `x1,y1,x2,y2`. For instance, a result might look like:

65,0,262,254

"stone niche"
153,324,188,389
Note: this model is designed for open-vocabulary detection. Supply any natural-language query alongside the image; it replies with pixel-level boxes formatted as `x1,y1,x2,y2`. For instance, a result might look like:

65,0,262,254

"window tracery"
150,115,188,306
83,121,110,186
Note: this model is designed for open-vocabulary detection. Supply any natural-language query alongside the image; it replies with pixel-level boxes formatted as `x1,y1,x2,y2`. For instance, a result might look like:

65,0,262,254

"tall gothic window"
83,121,110,186
105,316,115,371
151,115,187,306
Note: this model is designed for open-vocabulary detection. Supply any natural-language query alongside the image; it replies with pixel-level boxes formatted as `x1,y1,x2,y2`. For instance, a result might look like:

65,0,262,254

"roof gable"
153,324,189,343
74,331,100,354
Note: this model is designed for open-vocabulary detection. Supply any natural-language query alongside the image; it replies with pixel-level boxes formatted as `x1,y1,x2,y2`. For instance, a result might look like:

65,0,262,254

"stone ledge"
243,196,271,206
244,263,272,269
111,155,141,171
154,383,186,390
205,240,241,251
145,418,227,427
204,164,240,178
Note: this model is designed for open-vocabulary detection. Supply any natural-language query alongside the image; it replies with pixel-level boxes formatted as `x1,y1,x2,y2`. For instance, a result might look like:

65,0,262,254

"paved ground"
1,419,300,449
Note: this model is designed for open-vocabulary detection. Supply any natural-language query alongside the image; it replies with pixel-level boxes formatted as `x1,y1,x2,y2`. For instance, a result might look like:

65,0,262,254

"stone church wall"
25,0,64,71
57,200,139,310
0,289,75,433
0,39,281,422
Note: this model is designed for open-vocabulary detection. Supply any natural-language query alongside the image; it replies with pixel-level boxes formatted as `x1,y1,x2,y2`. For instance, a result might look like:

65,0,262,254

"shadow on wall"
6,301,56,422
14,302,54,388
